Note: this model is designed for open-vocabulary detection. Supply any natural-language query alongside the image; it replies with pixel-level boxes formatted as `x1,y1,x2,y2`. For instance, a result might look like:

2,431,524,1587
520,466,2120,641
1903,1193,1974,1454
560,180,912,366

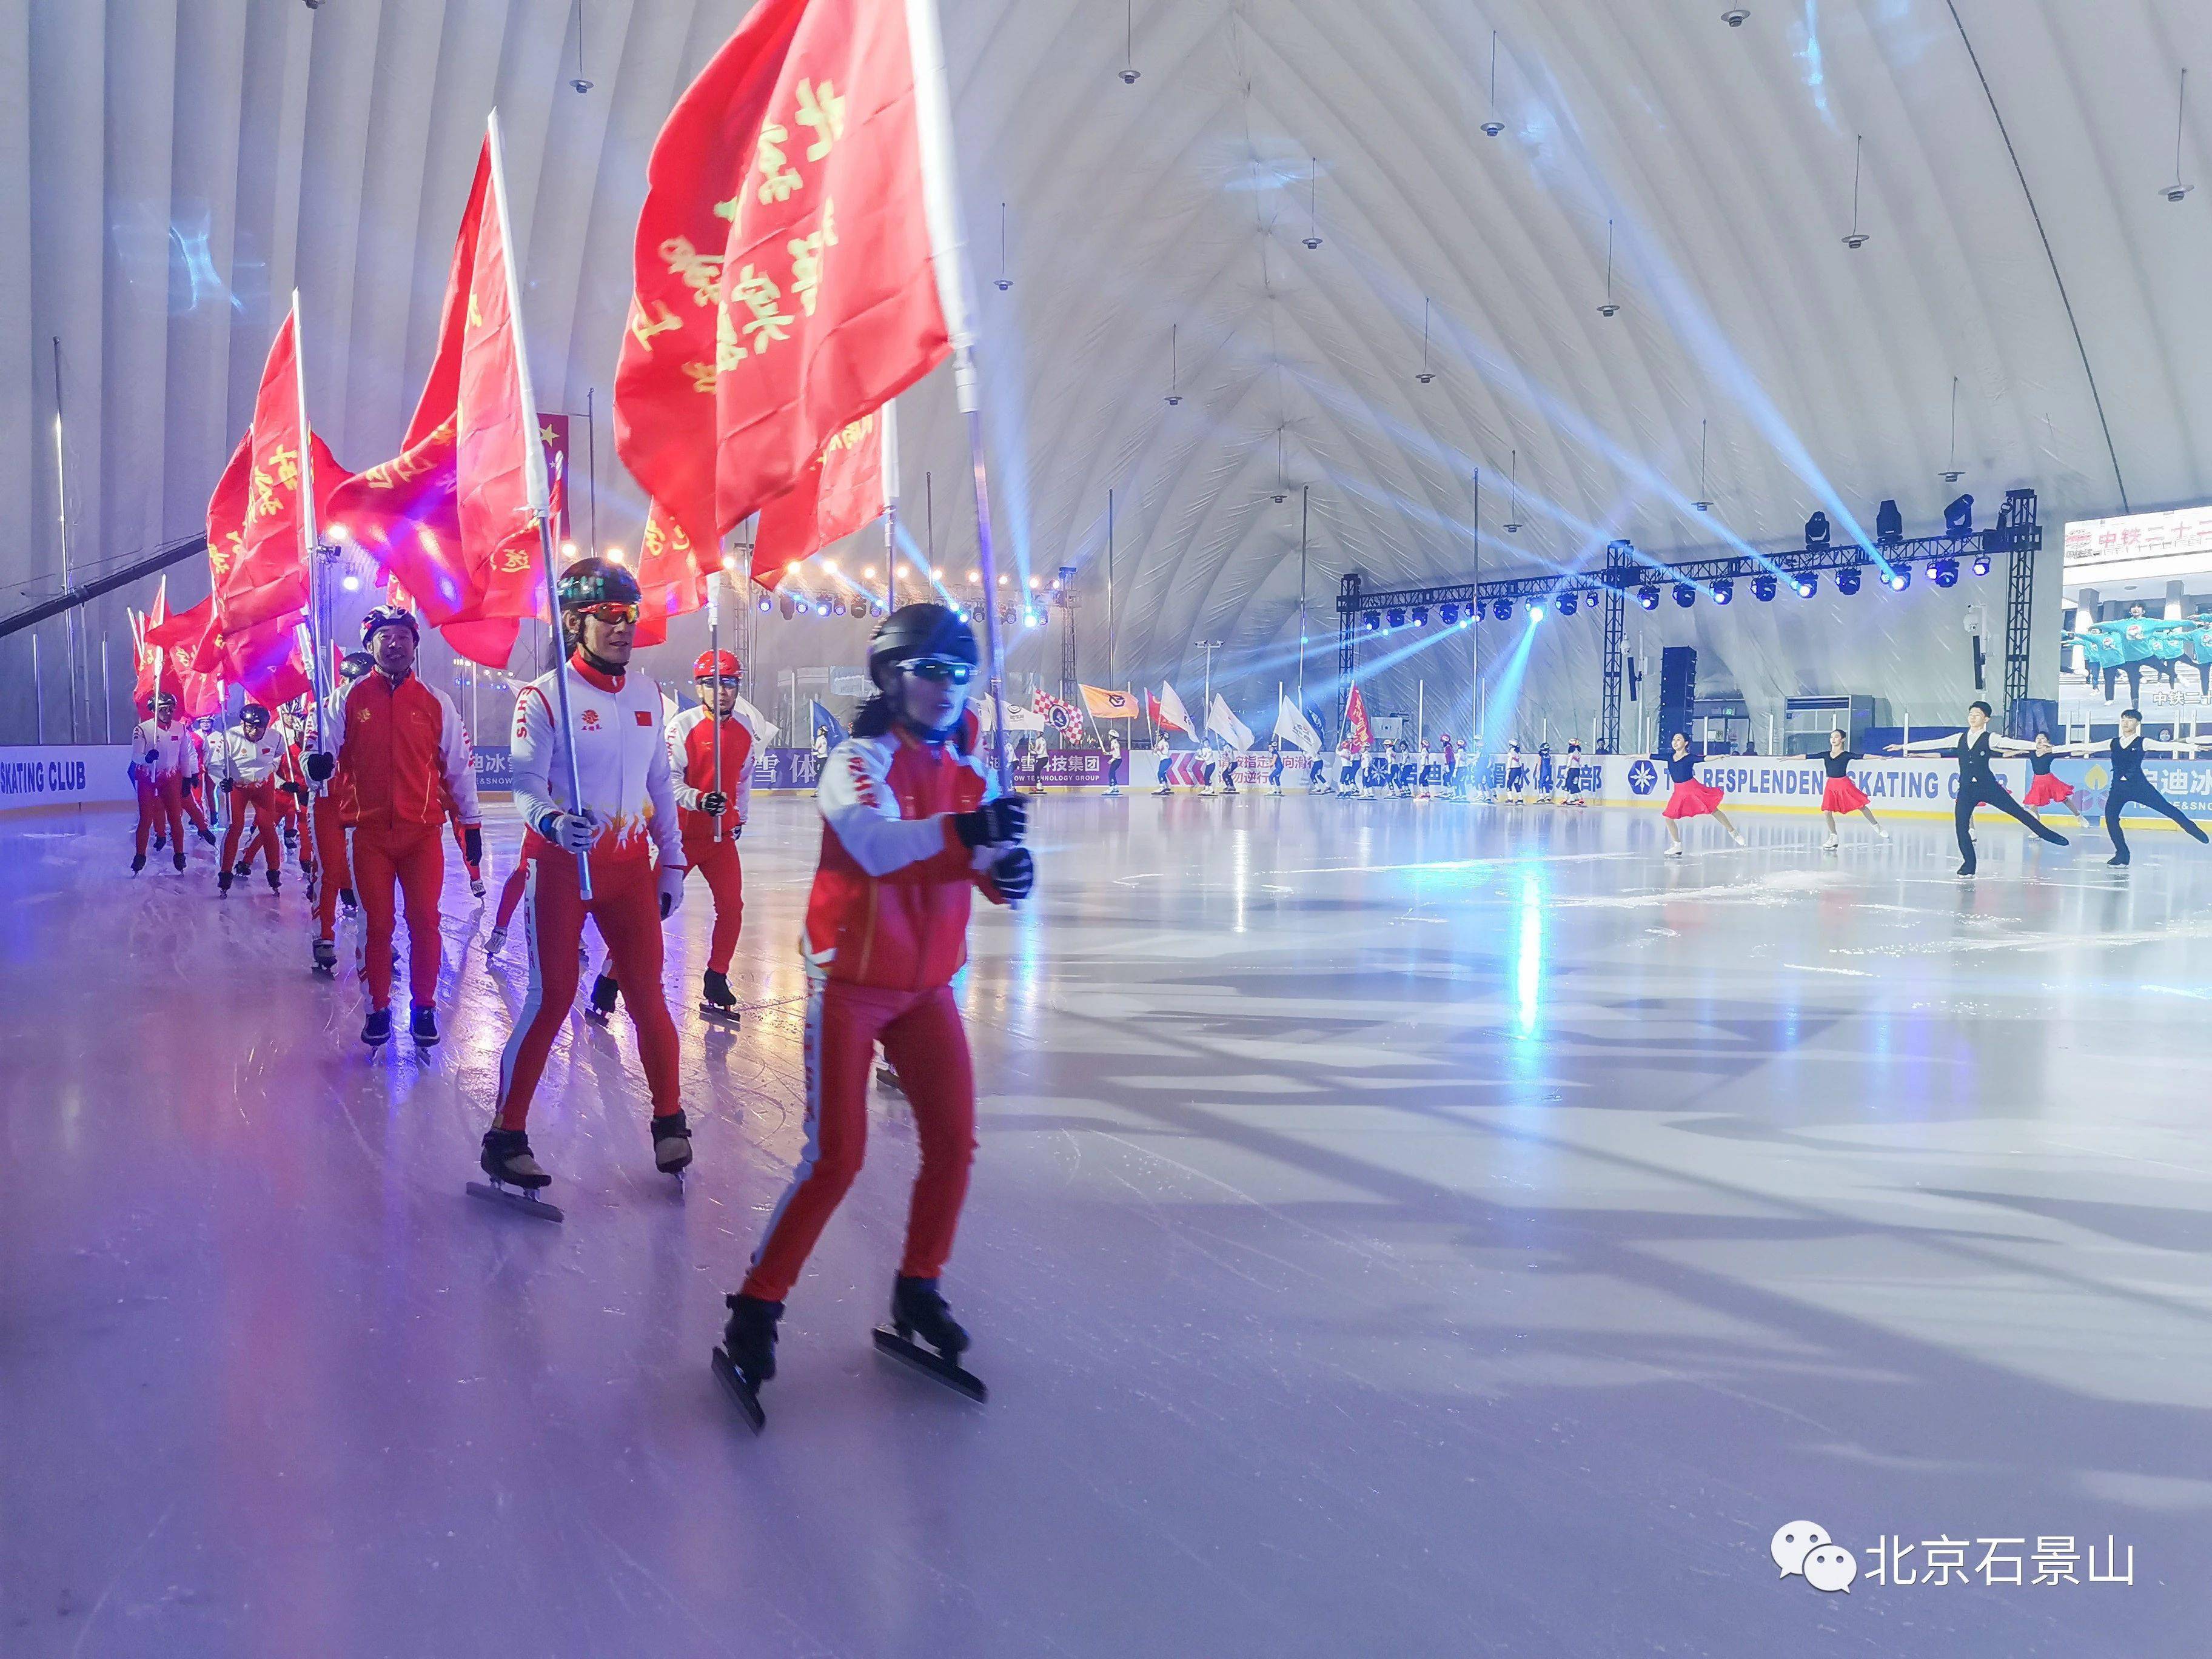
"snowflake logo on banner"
1628,758,1658,796
1031,689,1085,742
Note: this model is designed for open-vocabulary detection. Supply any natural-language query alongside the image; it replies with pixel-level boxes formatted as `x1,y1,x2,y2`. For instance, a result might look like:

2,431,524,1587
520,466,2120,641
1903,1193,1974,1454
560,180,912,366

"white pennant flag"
1206,692,1254,752
1157,681,1196,736
1273,692,1323,756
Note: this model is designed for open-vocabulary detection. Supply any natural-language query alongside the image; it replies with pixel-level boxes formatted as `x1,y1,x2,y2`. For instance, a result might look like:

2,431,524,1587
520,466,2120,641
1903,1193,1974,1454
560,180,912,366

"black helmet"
241,702,270,725
361,605,420,646
555,556,642,612
338,651,375,682
866,603,978,692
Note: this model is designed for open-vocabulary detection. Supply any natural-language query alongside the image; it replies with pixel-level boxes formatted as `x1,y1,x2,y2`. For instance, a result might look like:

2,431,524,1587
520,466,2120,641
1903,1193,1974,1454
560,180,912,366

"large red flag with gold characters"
326,138,545,669
752,406,888,585
1342,685,1374,752
615,0,950,557
210,313,354,635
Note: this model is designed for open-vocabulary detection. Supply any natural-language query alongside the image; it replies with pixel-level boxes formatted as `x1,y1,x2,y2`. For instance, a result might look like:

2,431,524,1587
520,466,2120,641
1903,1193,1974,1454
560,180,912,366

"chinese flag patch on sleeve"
635,709,653,726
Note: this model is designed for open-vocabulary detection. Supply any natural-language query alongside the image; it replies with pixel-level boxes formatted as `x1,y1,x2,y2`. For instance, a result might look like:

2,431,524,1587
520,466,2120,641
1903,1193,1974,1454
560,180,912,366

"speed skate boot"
266,868,281,894
311,937,338,976
410,1005,440,1048
650,1110,693,1177
874,1276,987,1401
584,973,619,1025
361,1007,392,1047
218,869,235,896
712,1293,782,1432
469,1128,561,1222
699,971,740,1025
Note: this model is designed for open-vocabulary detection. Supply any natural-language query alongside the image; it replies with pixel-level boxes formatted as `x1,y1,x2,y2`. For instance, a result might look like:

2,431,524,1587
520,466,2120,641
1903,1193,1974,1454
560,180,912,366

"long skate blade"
711,1347,766,1433
873,1328,988,1403
464,1181,564,1224
875,1066,905,1096
697,1005,743,1026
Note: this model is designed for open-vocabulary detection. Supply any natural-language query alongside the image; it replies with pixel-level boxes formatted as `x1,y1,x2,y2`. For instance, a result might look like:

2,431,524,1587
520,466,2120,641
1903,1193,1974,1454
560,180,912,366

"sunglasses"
578,602,640,624
902,660,973,686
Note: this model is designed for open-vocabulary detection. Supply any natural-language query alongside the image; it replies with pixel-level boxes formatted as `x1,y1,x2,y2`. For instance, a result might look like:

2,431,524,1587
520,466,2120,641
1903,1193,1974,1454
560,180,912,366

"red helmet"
692,649,742,683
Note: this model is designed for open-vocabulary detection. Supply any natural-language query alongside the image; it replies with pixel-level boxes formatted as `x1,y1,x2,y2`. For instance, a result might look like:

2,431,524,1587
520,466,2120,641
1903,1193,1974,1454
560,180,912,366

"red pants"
180,779,211,835
493,859,530,931
742,980,976,1302
682,825,745,974
495,850,680,1130
350,820,444,1010
221,781,284,873
134,775,184,857
312,797,350,942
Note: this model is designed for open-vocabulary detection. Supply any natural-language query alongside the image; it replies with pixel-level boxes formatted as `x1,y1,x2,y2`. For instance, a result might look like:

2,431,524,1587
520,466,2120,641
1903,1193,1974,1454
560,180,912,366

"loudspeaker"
1658,646,1697,746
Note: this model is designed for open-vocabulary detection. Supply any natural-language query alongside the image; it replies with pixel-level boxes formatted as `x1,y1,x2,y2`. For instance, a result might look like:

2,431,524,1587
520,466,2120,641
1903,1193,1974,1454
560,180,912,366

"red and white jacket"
666,704,759,836
325,671,479,830
511,653,682,868
130,717,194,780
802,715,1012,991
212,727,301,788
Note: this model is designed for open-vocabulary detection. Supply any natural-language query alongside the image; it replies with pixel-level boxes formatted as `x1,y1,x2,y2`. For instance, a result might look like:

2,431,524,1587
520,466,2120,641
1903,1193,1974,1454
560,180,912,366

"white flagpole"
488,108,591,899
290,291,333,797
907,0,1013,793
708,569,724,843
882,398,902,600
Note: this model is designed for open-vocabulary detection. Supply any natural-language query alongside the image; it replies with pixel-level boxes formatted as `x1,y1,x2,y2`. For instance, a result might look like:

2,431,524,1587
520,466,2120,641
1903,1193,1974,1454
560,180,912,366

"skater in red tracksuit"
129,693,195,873
307,608,480,1048
212,703,299,893
716,603,1033,1404
666,649,757,1020
478,557,691,1196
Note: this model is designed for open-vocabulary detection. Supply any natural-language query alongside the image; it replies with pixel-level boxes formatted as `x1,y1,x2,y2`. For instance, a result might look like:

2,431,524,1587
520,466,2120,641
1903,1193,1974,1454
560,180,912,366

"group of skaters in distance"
123,565,1034,1430
1083,691,2212,877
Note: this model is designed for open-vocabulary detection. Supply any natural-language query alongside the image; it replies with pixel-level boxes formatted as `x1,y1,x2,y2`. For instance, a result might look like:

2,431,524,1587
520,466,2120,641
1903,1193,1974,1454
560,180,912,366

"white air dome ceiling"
3,0,2209,730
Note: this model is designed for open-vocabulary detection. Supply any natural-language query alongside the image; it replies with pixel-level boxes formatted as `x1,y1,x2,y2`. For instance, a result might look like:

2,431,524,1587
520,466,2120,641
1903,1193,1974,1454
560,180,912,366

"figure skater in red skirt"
1661,732,1745,856
1817,728,1888,849
2020,732,2088,827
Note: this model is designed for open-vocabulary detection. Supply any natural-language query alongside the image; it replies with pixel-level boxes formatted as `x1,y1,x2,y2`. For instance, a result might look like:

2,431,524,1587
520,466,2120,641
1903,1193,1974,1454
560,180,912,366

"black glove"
991,846,1035,901
464,825,483,868
306,751,335,783
283,782,308,802
700,791,728,817
952,794,1028,848
339,888,357,909
219,777,234,793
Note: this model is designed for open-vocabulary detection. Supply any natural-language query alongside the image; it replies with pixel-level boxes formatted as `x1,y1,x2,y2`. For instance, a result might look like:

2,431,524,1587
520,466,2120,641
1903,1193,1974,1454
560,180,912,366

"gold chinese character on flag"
756,122,801,204
795,79,845,160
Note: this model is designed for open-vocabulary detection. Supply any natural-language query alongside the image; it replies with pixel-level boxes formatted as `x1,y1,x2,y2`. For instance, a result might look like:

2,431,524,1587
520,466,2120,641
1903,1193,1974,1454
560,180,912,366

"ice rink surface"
5,790,2212,1657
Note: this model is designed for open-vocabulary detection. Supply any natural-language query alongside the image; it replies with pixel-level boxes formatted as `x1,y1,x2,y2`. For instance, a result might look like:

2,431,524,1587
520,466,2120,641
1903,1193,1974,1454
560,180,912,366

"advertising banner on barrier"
471,745,513,794
2048,756,2212,823
1597,754,2030,815
0,745,136,810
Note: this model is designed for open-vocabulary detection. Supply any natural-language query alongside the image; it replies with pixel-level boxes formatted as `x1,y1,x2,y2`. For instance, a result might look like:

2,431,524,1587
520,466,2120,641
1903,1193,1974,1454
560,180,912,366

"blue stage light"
1794,574,1817,597
1836,568,1862,596
1673,583,1697,608
1711,580,1734,605
1491,597,1513,622
1638,586,1660,610
1751,575,1777,603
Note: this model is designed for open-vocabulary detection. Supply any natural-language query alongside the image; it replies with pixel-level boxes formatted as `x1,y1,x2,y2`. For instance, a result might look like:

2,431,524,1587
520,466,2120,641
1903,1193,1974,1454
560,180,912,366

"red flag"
616,0,950,557
1145,691,1164,729
210,314,355,634
145,599,228,718
634,503,714,648
220,614,311,708
1342,685,1373,752
133,578,171,709
752,407,888,586
324,139,530,669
